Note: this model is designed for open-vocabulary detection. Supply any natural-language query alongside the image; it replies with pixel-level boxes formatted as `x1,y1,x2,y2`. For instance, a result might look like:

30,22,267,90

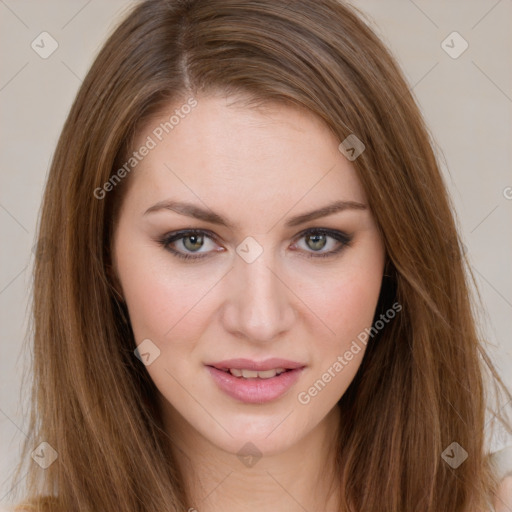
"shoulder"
0,505,26,512
490,445,512,480
490,445,512,511
493,475,512,511
0,496,60,512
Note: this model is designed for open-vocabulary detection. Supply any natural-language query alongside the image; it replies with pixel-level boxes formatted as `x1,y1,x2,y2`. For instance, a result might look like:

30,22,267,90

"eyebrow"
143,199,367,228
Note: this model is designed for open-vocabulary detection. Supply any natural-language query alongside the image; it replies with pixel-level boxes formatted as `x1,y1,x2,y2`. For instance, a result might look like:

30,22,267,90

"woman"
7,0,512,510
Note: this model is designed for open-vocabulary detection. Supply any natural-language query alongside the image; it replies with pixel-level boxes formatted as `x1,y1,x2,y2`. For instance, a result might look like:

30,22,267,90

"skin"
495,476,512,511
112,92,386,511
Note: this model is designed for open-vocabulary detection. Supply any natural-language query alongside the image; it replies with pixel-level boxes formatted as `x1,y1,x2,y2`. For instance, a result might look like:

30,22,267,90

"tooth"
257,369,277,379
228,368,288,379
241,369,259,378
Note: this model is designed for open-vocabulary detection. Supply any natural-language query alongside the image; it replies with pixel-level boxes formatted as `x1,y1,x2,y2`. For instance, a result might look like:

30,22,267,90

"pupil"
307,234,326,251
184,234,203,252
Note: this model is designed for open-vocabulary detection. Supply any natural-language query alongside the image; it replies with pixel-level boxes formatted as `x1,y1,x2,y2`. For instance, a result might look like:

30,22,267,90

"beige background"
1,0,511,505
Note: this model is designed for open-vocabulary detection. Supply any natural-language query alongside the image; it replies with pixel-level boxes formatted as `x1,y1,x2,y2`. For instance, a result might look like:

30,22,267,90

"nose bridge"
222,236,296,342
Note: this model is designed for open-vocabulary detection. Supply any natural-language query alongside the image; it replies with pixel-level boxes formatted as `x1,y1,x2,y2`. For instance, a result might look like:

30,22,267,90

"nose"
220,242,297,344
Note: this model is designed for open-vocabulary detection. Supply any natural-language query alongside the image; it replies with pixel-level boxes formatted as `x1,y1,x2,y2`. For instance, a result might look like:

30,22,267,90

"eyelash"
156,228,353,261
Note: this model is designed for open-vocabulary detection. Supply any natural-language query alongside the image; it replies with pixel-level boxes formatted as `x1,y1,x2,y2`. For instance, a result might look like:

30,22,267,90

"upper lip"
206,358,306,371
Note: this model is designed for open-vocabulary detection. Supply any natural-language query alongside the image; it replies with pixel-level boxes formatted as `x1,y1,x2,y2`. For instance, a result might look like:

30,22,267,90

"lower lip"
206,366,305,404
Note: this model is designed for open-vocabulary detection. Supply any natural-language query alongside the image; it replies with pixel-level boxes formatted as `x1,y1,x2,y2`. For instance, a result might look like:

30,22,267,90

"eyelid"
292,227,352,244
157,227,352,261
290,228,353,259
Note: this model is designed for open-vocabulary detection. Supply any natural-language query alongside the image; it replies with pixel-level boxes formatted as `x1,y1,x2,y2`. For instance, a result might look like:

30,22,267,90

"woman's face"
112,92,386,457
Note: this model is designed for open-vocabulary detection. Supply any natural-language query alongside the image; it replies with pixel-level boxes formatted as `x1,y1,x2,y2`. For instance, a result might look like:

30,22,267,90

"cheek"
301,278,378,397
302,262,384,348
294,247,385,401
114,236,215,347
122,270,218,351
324,273,382,339
294,271,383,412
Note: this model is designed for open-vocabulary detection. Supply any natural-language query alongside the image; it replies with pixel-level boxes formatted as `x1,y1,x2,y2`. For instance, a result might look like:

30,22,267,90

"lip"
206,358,305,371
205,360,306,404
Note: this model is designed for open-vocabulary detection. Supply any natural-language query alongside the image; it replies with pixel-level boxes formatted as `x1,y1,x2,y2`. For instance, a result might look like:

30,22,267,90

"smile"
219,368,288,379
205,361,306,404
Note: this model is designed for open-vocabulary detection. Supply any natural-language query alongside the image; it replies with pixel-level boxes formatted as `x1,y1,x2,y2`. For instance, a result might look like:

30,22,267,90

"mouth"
213,367,291,379
205,358,306,404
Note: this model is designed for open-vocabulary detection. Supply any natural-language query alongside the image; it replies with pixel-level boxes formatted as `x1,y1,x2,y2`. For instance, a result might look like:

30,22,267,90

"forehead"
123,93,368,224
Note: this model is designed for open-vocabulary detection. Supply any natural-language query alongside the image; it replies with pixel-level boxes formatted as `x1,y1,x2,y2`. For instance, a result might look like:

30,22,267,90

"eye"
157,229,221,261
156,228,352,261
290,228,352,258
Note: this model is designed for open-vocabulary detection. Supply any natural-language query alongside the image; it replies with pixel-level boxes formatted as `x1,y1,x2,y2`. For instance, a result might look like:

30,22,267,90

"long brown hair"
12,0,511,510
